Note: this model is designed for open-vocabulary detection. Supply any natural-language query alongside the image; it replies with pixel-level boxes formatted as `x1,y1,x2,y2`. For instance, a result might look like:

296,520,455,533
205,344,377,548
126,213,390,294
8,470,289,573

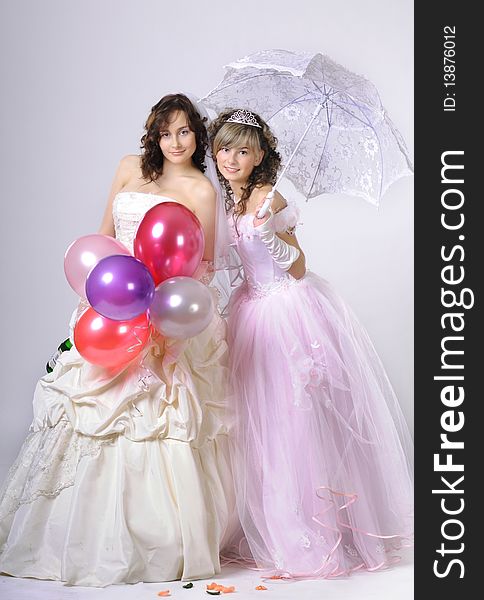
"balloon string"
127,323,151,353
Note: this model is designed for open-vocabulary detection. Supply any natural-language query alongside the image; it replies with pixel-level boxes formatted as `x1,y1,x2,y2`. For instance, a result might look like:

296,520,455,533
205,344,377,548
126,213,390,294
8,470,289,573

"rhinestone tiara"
225,109,262,128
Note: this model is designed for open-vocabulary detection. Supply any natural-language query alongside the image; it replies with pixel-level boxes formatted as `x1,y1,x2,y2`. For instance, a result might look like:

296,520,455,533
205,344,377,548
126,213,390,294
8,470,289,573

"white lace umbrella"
203,49,413,211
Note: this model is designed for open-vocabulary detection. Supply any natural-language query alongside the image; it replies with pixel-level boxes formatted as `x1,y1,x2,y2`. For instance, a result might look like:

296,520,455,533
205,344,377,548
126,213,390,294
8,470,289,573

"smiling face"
216,144,264,187
158,110,196,164
213,122,264,188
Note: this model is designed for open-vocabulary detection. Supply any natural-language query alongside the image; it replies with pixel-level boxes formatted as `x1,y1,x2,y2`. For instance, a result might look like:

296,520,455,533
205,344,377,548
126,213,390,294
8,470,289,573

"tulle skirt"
226,272,413,578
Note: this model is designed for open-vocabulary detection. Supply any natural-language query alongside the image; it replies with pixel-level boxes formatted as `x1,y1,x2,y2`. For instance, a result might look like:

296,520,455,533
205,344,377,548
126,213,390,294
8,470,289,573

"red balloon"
134,202,204,286
74,308,151,368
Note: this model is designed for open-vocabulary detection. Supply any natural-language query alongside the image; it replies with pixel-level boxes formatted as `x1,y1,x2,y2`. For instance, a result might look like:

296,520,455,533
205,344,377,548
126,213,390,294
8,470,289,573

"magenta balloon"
64,234,130,297
86,255,155,321
134,202,205,286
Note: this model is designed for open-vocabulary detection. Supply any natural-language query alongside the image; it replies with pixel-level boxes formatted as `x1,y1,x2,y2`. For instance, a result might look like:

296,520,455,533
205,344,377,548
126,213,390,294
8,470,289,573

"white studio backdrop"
0,0,413,477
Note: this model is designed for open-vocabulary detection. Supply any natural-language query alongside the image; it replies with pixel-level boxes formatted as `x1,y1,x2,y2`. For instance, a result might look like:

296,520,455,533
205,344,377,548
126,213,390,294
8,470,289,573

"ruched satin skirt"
0,313,238,586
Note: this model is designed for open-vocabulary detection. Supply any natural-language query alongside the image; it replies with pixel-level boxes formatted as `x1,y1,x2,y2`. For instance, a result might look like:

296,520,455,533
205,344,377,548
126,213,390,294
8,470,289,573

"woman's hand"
253,196,272,227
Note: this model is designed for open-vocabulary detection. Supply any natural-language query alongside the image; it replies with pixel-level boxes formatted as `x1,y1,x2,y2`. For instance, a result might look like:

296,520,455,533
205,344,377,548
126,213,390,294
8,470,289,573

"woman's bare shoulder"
271,190,287,213
118,154,141,173
252,184,286,212
188,172,216,204
252,183,273,200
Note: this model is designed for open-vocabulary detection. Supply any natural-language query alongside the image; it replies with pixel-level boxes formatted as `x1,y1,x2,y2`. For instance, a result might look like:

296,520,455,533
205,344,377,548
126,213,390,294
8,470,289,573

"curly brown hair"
208,109,281,218
140,94,208,181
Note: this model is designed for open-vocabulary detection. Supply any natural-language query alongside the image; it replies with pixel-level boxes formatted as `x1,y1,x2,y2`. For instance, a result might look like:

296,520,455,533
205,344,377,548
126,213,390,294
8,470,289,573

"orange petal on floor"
255,585,268,590
157,591,171,597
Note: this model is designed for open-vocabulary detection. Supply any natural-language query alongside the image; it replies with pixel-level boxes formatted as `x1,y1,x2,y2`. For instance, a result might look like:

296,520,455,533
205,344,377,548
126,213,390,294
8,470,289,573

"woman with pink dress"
209,108,414,579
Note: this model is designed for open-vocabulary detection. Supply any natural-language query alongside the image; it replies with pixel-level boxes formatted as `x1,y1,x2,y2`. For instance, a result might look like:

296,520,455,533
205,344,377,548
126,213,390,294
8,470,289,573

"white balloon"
150,277,214,339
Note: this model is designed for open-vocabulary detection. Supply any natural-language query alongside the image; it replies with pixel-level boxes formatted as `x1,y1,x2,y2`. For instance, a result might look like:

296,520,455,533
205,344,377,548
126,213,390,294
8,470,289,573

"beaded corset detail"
113,192,176,254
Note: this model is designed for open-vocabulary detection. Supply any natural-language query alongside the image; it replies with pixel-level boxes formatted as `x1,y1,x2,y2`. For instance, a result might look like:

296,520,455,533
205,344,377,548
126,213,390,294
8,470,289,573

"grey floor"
0,549,413,600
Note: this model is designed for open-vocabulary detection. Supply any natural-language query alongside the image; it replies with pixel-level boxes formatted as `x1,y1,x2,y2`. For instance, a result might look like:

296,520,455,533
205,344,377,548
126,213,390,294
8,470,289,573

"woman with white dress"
0,93,237,586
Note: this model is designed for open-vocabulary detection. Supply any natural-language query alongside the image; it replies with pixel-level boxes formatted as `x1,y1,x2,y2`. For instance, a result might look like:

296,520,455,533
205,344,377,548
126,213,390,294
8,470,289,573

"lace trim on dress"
113,192,170,254
273,201,300,234
193,260,215,286
0,421,116,522
242,275,304,302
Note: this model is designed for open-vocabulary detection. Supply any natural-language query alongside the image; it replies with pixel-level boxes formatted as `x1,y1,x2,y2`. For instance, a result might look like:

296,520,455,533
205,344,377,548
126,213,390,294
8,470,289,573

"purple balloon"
86,255,155,321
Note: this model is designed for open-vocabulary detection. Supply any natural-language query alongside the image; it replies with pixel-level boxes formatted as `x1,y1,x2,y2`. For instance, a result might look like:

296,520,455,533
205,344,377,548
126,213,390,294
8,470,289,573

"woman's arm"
191,180,216,264
98,155,139,236
69,156,139,337
253,189,306,280
276,230,306,279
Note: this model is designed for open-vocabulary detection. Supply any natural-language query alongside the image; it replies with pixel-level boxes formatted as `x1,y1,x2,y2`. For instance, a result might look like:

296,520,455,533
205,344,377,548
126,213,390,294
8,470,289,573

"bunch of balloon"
134,202,215,340
64,202,215,370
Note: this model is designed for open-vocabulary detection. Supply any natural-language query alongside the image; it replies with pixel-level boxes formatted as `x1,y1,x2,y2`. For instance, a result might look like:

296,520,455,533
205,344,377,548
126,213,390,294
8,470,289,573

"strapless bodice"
113,191,176,254
234,214,290,289
231,202,300,293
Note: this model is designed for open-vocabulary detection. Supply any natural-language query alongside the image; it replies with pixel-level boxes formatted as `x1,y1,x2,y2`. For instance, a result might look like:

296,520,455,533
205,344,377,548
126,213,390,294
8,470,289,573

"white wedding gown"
0,192,237,586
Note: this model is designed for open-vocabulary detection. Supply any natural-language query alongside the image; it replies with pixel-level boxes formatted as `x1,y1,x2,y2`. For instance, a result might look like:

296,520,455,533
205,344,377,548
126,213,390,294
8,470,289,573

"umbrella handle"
256,190,275,219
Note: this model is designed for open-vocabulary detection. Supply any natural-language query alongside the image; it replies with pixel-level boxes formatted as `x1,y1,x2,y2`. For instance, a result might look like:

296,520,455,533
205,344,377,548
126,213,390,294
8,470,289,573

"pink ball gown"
226,202,413,578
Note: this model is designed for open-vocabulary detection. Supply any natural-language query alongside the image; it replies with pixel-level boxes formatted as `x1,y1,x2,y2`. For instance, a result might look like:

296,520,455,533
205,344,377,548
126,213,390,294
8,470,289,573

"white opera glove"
254,211,300,271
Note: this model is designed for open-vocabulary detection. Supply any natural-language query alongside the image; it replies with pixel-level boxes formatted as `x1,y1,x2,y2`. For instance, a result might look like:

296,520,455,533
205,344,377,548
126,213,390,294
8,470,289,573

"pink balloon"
64,234,130,298
134,202,204,286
